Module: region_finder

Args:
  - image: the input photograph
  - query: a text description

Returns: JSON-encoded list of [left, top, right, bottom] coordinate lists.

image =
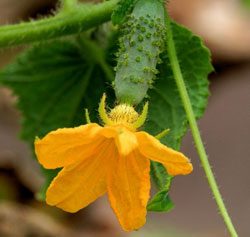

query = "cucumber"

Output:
[[114, 0, 166, 105]]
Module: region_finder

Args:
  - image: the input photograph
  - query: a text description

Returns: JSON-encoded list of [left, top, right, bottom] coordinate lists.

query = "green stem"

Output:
[[0, 0, 119, 48], [165, 15, 238, 237]]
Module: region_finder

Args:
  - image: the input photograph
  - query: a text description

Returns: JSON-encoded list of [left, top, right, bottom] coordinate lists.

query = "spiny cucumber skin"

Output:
[[114, 0, 166, 105]]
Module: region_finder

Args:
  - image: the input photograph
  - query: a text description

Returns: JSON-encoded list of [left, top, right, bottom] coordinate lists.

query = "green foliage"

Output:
[[114, 0, 166, 105], [146, 21, 213, 211], [0, 38, 111, 199], [111, 0, 138, 25], [147, 164, 174, 212], [147, 21, 213, 148], [147, 189, 174, 212]]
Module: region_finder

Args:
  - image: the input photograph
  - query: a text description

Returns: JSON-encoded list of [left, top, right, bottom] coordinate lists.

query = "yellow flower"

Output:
[[35, 95, 193, 231]]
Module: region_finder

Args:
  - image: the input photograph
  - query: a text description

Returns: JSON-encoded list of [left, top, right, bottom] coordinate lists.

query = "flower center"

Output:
[[98, 94, 148, 130], [109, 104, 139, 126]]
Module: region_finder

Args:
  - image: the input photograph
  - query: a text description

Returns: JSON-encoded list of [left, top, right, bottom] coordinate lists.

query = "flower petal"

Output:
[[35, 123, 103, 169], [115, 130, 138, 156], [46, 140, 115, 213], [101, 126, 138, 156], [107, 149, 150, 231], [136, 132, 193, 176]]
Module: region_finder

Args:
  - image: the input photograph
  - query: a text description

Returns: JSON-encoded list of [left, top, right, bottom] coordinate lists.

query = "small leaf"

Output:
[[111, 0, 137, 25], [147, 190, 174, 212], [146, 21, 213, 211], [148, 162, 173, 212], [150, 161, 171, 191], [0, 39, 110, 199]]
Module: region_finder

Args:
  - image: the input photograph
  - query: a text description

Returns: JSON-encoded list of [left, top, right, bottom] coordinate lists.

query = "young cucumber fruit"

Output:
[[114, 0, 166, 105]]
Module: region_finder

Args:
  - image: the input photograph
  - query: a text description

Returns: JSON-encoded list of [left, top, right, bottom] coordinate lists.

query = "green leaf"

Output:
[[150, 161, 171, 191], [147, 189, 174, 212], [146, 21, 213, 211], [111, 0, 137, 25], [147, 163, 173, 212], [0, 39, 110, 199]]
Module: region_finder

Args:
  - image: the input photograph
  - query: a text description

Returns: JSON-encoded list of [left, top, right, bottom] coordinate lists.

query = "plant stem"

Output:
[[0, 0, 118, 48], [165, 15, 238, 237]]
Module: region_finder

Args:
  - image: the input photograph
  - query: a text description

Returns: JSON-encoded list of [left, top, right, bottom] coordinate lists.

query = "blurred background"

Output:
[[0, 0, 249, 236]]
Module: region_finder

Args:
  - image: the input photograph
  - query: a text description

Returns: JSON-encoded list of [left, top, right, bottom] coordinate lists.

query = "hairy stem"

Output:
[[0, 0, 118, 48], [165, 15, 238, 237]]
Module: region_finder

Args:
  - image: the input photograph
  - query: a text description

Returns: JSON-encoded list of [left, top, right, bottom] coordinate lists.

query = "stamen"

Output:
[[109, 104, 139, 125], [98, 95, 149, 130]]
